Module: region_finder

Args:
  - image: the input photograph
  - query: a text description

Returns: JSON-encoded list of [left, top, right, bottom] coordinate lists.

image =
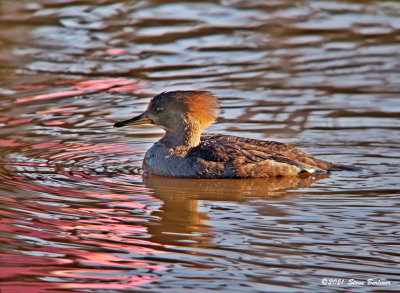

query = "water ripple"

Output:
[[0, 0, 399, 292]]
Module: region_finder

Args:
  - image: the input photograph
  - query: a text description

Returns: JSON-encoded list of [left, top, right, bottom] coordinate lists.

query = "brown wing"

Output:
[[188, 134, 338, 178], [208, 134, 341, 170]]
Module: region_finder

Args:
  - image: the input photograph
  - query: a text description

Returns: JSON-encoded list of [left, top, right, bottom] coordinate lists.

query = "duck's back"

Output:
[[187, 134, 345, 178]]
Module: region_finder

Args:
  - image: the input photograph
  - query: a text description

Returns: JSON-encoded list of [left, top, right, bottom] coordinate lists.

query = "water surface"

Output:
[[0, 0, 399, 292]]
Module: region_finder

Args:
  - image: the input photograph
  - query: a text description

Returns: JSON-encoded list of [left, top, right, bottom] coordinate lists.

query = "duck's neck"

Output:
[[161, 128, 202, 149]]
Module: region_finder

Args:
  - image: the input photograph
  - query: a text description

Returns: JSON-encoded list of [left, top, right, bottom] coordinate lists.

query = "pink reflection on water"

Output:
[[16, 90, 86, 103], [0, 139, 23, 147], [0, 254, 73, 267], [48, 142, 141, 161], [0, 265, 53, 279], [7, 118, 34, 125], [74, 78, 137, 89], [72, 78, 146, 93], [0, 158, 166, 290], [106, 48, 127, 55], [68, 250, 167, 270], [109, 82, 147, 92], [36, 107, 79, 114], [15, 77, 147, 104], [0, 282, 71, 293], [0, 109, 165, 289], [43, 121, 66, 126], [30, 142, 61, 149]]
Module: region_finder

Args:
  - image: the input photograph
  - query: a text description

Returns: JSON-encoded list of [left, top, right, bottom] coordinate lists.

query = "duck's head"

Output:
[[114, 90, 219, 134]]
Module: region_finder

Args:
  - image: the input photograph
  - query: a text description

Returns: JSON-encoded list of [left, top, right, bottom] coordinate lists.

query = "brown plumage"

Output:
[[114, 90, 358, 178]]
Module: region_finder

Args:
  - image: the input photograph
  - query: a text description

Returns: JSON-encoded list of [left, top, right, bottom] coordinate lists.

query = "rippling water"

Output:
[[0, 0, 399, 292]]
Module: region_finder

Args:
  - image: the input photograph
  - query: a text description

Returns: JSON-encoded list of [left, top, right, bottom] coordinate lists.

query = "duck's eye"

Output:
[[156, 106, 164, 112]]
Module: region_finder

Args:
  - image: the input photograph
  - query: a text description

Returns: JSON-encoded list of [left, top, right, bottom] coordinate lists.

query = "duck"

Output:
[[114, 90, 357, 178]]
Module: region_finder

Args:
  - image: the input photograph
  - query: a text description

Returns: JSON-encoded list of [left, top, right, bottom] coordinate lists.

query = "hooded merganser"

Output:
[[114, 90, 356, 178]]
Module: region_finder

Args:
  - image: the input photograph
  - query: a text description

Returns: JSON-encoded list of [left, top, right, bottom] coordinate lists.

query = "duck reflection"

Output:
[[143, 173, 327, 246]]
